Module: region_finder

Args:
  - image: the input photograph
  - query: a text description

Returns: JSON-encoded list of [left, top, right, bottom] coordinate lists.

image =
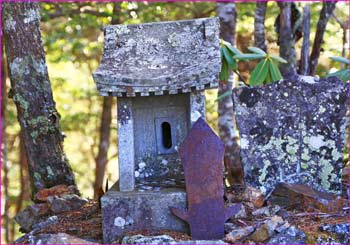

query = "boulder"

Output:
[[34, 185, 79, 202], [250, 215, 285, 243], [15, 203, 50, 232], [267, 226, 307, 244], [269, 183, 346, 212], [225, 226, 254, 243], [47, 194, 88, 214], [121, 235, 176, 244], [26, 233, 97, 244], [242, 185, 265, 208]]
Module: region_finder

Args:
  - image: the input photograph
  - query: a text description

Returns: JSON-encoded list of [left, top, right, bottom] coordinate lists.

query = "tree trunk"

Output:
[[216, 2, 243, 185], [254, 2, 267, 52], [94, 97, 113, 197], [3, 2, 76, 196], [17, 133, 31, 213], [309, 2, 337, 76], [278, 2, 297, 79], [93, 2, 121, 197], [299, 5, 311, 75], [2, 45, 10, 244]]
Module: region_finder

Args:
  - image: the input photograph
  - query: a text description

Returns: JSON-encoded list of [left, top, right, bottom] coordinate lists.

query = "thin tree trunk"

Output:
[[93, 2, 121, 197], [332, 13, 349, 68], [254, 2, 267, 52], [216, 2, 243, 185], [94, 97, 113, 197], [278, 2, 297, 79], [2, 45, 10, 245], [299, 5, 311, 75], [3, 2, 76, 196], [309, 2, 337, 76], [16, 133, 30, 214]]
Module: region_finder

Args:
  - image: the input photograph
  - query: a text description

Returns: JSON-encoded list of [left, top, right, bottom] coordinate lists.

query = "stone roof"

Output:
[[93, 18, 220, 97]]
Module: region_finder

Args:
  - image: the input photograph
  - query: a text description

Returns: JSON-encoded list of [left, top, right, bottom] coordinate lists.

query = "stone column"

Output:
[[190, 91, 206, 126], [117, 98, 135, 191]]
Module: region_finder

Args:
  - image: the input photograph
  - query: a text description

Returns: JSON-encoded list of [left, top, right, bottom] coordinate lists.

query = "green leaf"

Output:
[[269, 59, 283, 82], [233, 53, 266, 60], [330, 56, 350, 65], [326, 69, 350, 82], [248, 47, 266, 56], [250, 59, 269, 86], [219, 58, 229, 81], [222, 46, 237, 71], [215, 90, 233, 101], [265, 70, 272, 84], [222, 40, 241, 55], [270, 54, 288, 63]]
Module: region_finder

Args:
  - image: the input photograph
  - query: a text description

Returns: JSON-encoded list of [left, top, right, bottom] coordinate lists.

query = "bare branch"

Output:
[[299, 5, 311, 75], [254, 2, 267, 52], [309, 2, 337, 76]]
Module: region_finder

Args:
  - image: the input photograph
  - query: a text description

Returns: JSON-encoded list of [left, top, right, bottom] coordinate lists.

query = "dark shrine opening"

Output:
[[161, 121, 172, 149]]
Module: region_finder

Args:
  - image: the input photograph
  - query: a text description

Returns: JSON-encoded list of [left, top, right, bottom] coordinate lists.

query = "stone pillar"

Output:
[[117, 98, 135, 191], [190, 91, 206, 126]]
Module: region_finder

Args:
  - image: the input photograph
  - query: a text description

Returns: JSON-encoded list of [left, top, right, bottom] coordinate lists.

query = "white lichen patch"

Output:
[[115, 25, 130, 35], [4, 15, 16, 31], [46, 166, 54, 176], [318, 106, 326, 114], [191, 110, 202, 123], [134, 171, 140, 177], [114, 216, 126, 228], [240, 137, 249, 149], [259, 159, 271, 184], [300, 76, 317, 84], [138, 161, 146, 169], [23, 8, 40, 24], [161, 159, 168, 165], [309, 135, 326, 149]]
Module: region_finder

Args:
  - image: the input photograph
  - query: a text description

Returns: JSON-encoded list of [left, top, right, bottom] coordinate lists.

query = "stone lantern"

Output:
[[93, 17, 220, 243]]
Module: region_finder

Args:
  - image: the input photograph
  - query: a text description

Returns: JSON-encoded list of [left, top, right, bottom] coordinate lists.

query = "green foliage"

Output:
[[219, 40, 240, 81], [326, 56, 349, 82], [233, 46, 286, 86]]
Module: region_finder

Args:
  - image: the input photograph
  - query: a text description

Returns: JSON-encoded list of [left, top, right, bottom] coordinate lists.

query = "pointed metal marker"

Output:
[[171, 117, 241, 240]]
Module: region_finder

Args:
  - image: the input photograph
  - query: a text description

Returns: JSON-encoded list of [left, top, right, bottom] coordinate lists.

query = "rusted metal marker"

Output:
[[171, 118, 241, 240]]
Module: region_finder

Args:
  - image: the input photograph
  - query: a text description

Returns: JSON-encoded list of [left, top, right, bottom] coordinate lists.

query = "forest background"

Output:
[[1, 1, 349, 243]]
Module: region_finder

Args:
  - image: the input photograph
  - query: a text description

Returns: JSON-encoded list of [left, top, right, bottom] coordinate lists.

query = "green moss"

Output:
[[301, 162, 308, 170], [13, 94, 29, 118], [34, 172, 41, 181], [28, 116, 57, 142]]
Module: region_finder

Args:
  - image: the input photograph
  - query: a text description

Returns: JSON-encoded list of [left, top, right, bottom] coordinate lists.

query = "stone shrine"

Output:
[[93, 17, 220, 243], [233, 76, 348, 194]]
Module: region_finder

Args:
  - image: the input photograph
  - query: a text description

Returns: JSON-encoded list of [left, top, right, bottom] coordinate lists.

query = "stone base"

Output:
[[101, 186, 188, 243]]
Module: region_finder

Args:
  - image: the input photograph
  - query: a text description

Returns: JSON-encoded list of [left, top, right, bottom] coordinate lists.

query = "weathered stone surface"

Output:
[[15, 203, 50, 232], [250, 215, 285, 243], [267, 226, 307, 244], [225, 226, 254, 243], [269, 183, 346, 213], [252, 205, 281, 217], [233, 76, 348, 193], [101, 188, 188, 243], [122, 235, 175, 244], [242, 185, 265, 208], [25, 233, 97, 244], [93, 18, 220, 96], [34, 184, 79, 202], [318, 223, 349, 244], [47, 194, 88, 214], [121, 235, 228, 244]]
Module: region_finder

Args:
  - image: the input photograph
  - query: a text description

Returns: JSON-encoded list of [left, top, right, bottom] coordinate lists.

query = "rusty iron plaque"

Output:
[[171, 118, 241, 240]]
